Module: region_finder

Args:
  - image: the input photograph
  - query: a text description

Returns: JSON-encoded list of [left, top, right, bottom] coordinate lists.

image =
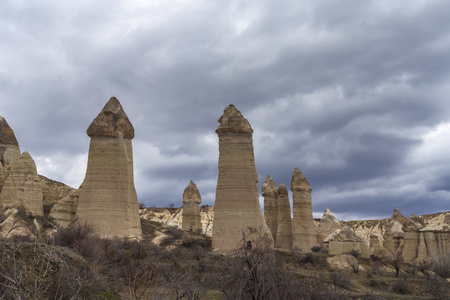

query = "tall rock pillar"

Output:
[[182, 180, 202, 232], [275, 183, 292, 250], [262, 175, 278, 242], [291, 167, 317, 251], [212, 105, 273, 251], [0, 116, 21, 193], [77, 97, 142, 237]]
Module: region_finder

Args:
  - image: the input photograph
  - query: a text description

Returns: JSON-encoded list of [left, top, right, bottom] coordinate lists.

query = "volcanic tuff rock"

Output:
[[182, 180, 202, 231], [0, 152, 43, 216], [325, 226, 369, 257], [291, 167, 317, 251], [317, 207, 342, 243], [39, 175, 74, 215], [212, 105, 273, 251], [76, 97, 142, 237], [275, 183, 292, 250], [262, 175, 278, 242], [49, 190, 79, 228], [0, 116, 21, 193]]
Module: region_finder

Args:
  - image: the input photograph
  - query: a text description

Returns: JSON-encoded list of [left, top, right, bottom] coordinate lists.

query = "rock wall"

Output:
[[212, 105, 273, 251]]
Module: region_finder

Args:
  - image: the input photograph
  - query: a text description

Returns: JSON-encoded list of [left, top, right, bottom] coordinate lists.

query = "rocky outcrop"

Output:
[[182, 180, 202, 231], [369, 232, 384, 256], [318, 207, 342, 243], [0, 116, 21, 193], [76, 97, 142, 237], [39, 175, 74, 215], [262, 175, 278, 242], [212, 105, 273, 251], [49, 190, 79, 228], [275, 183, 292, 250], [0, 152, 43, 216], [399, 216, 424, 261], [291, 167, 317, 251], [325, 226, 369, 257]]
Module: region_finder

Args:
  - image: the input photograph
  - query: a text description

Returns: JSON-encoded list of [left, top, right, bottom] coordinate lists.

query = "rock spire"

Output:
[[76, 97, 142, 237], [182, 180, 202, 231], [212, 105, 273, 251], [0, 116, 21, 193], [275, 182, 292, 250], [318, 207, 342, 243], [262, 175, 278, 242], [291, 167, 317, 251]]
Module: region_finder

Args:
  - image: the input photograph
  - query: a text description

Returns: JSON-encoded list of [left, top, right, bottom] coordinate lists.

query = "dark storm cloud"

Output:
[[1, 0, 450, 219]]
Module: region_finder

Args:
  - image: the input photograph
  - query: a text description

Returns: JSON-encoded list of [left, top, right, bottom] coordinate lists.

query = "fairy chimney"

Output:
[[212, 105, 273, 251], [182, 180, 202, 231], [291, 167, 317, 251], [0, 116, 21, 193], [275, 182, 292, 250], [76, 97, 142, 237], [262, 175, 278, 242]]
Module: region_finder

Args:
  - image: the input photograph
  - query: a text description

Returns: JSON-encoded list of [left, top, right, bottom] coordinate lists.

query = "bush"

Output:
[[311, 245, 322, 253], [392, 279, 409, 294], [345, 250, 360, 258], [52, 221, 96, 248], [329, 272, 351, 289], [299, 252, 315, 264]]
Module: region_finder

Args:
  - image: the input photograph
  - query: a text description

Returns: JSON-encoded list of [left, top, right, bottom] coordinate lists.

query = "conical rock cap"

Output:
[[216, 105, 253, 134], [262, 175, 277, 197], [0, 116, 19, 146], [290, 167, 310, 191], [183, 180, 202, 204]]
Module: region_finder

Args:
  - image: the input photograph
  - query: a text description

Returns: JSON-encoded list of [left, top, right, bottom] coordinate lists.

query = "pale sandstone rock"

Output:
[[392, 208, 405, 225], [182, 180, 202, 231], [327, 254, 360, 272], [383, 224, 396, 253], [49, 190, 79, 228], [400, 217, 424, 261], [275, 183, 292, 250], [318, 207, 342, 243], [262, 175, 278, 242], [369, 232, 384, 256], [39, 175, 74, 214], [212, 105, 273, 251], [325, 226, 369, 257], [76, 97, 142, 237], [0, 152, 43, 216], [291, 167, 317, 251], [0, 116, 21, 193]]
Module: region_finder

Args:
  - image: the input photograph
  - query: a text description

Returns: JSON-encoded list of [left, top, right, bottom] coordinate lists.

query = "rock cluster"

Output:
[[182, 180, 202, 231], [77, 97, 142, 237], [212, 105, 273, 251], [262, 175, 278, 242], [291, 168, 317, 251]]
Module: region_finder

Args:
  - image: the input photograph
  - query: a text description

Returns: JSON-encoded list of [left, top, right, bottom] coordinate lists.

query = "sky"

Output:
[[1, 0, 450, 220]]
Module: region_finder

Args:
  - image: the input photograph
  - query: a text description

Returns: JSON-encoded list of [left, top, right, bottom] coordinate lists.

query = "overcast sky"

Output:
[[2, 0, 450, 220]]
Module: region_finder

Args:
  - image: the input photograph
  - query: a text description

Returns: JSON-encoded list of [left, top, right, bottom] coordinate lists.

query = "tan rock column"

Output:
[[182, 180, 202, 232], [275, 183, 292, 250], [77, 97, 142, 237], [0, 116, 21, 193], [318, 207, 342, 243], [401, 218, 423, 261], [291, 167, 317, 251], [262, 175, 278, 242], [212, 105, 273, 251], [0, 152, 43, 216]]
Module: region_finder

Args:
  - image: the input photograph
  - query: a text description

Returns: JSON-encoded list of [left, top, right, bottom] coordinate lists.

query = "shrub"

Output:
[[52, 221, 96, 248], [299, 252, 315, 264], [392, 279, 409, 294], [329, 272, 351, 289], [311, 245, 322, 253], [431, 255, 450, 278]]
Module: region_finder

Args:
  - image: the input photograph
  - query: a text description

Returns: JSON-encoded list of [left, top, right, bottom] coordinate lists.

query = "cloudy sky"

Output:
[[2, 0, 450, 220]]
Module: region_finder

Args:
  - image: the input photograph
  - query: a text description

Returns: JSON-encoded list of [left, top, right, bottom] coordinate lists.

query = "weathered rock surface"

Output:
[[0, 116, 21, 193], [275, 183, 292, 250], [325, 226, 369, 257], [327, 254, 361, 272], [369, 232, 384, 256], [39, 175, 74, 215], [49, 190, 79, 228], [400, 216, 424, 261], [262, 175, 278, 242], [0, 152, 43, 216], [291, 167, 317, 251], [182, 180, 202, 231], [318, 207, 342, 243], [76, 97, 142, 237], [212, 105, 273, 251]]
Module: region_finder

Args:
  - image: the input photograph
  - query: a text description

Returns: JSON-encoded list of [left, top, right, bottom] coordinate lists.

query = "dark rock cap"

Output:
[[87, 97, 135, 138], [290, 167, 311, 191], [0, 116, 19, 146], [216, 104, 253, 134], [262, 175, 277, 197], [277, 182, 288, 196], [183, 180, 202, 204]]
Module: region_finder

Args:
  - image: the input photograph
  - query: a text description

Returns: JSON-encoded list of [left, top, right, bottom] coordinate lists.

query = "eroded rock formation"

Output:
[[262, 175, 278, 242], [324, 225, 369, 257], [76, 97, 142, 237], [182, 180, 202, 231], [318, 207, 342, 243], [291, 167, 317, 251], [49, 190, 79, 228], [0, 116, 21, 193], [0, 152, 43, 216], [275, 183, 292, 250], [212, 105, 273, 251]]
